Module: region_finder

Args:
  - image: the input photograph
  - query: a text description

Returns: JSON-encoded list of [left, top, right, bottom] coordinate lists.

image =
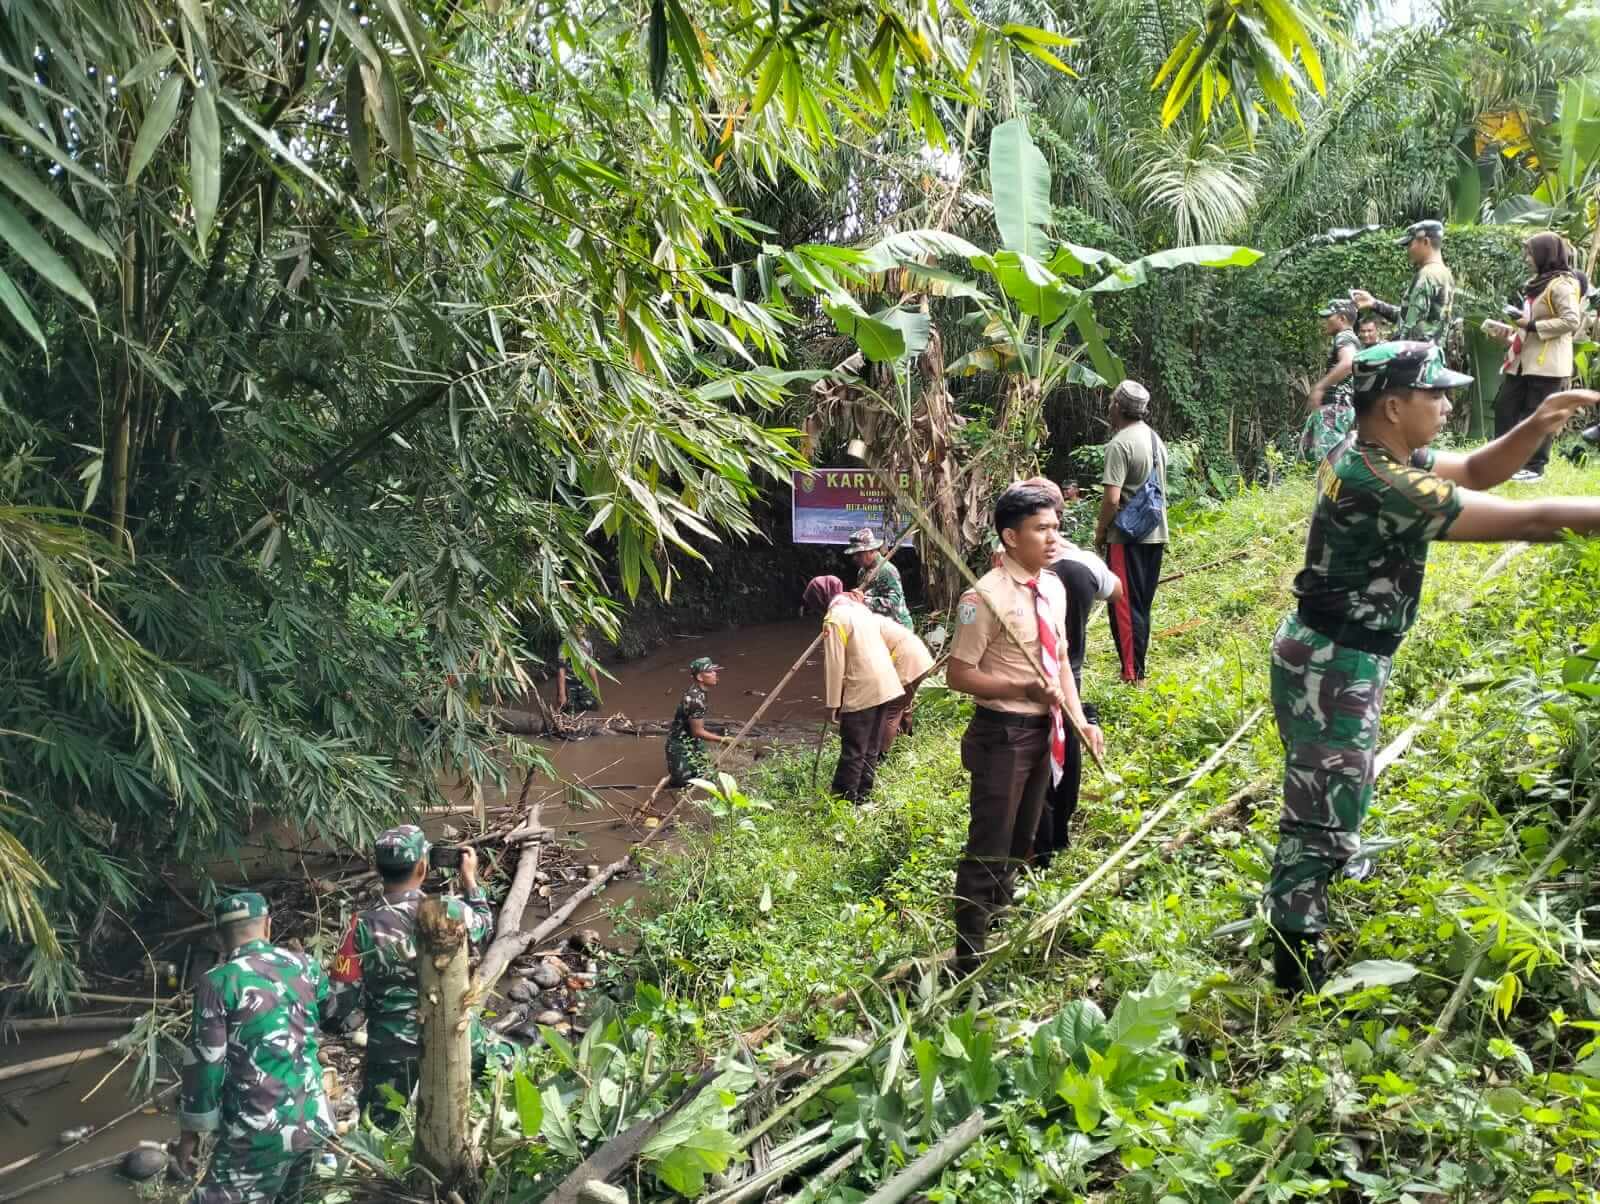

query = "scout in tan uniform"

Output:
[[802, 575, 902, 803], [873, 612, 935, 761], [947, 484, 1104, 977]]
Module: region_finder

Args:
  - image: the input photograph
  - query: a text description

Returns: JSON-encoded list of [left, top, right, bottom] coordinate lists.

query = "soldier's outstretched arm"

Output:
[[1432, 389, 1599, 489], [1444, 490, 1600, 543]]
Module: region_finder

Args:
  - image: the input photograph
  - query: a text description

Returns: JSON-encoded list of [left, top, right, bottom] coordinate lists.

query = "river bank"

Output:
[[0, 618, 833, 1202]]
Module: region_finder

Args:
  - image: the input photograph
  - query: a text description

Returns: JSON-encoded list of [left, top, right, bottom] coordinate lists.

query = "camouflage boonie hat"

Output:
[[1317, 297, 1357, 320], [688, 656, 722, 674], [1351, 341, 1473, 398], [843, 527, 883, 554], [214, 891, 268, 925], [374, 824, 430, 871], [1397, 219, 1444, 246]]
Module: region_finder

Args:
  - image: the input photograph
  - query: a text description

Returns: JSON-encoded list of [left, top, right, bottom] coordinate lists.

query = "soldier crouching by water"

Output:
[[665, 657, 724, 787], [320, 825, 512, 1127], [174, 892, 331, 1203]]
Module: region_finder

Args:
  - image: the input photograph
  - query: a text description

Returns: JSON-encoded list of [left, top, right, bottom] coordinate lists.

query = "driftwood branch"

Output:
[[468, 799, 544, 1001], [0, 1148, 138, 1203]]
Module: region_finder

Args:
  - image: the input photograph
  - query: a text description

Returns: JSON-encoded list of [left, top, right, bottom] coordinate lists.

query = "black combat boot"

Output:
[[1270, 929, 1326, 994]]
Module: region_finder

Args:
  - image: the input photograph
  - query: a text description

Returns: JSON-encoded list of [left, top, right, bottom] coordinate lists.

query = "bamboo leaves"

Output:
[[127, 74, 183, 186], [188, 85, 220, 251]]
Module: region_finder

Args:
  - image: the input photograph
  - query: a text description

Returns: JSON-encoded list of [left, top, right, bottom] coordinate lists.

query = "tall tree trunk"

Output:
[[414, 896, 475, 1193]]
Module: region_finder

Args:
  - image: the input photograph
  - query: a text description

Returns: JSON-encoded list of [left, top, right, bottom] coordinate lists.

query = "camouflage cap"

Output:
[[1397, 219, 1444, 246], [1317, 297, 1358, 320], [688, 656, 722, 674], [1351, 341, 1473, 397], [214, 891, 268, 926], [374, 824, 430, 871]]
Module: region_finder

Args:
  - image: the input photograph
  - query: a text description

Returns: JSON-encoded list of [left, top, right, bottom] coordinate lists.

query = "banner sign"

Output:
[[791, 468, 915, 547]]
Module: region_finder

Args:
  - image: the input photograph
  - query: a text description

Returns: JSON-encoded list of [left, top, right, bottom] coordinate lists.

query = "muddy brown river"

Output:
[[0, 619, 827, 1202]]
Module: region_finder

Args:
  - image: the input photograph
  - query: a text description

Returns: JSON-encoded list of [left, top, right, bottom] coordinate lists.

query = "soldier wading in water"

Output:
[[665, 657, 724, 787], [175, 892, 332, 1203], [1268, 341, 1600, 992]]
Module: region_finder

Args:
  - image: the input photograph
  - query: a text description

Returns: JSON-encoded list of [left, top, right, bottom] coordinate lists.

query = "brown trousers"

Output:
[[832, 702, 888, 802], [875, 677, 926, 763], [953, 709, 1051, 973]]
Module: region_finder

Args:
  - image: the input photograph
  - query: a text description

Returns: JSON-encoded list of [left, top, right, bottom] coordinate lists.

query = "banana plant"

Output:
[[788, 118, 1261, 402]]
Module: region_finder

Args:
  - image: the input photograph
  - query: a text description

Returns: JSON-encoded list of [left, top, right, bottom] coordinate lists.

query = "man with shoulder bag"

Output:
[[1094, 380, 1169, 683]]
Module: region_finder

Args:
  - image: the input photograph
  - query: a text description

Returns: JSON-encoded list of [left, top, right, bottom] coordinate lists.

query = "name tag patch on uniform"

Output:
[[958, 599, 977, 625]]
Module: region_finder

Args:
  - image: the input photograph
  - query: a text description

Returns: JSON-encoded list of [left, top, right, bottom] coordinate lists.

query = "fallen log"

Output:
[[468, 797, 544, 1002]]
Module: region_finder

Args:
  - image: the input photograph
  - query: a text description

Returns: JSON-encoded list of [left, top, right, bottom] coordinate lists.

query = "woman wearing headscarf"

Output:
[[1486, 231, 1583, 481], [801, 575, 901, 804]]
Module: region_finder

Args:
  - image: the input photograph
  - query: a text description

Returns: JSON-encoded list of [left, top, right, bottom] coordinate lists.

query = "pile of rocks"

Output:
[[491, 927, 606, 1042]]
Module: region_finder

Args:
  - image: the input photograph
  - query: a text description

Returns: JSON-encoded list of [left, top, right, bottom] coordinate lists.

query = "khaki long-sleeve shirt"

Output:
[[1509, 275, 1582, 378], [875, 615, 934, 685], [821, 597, 902, 714]]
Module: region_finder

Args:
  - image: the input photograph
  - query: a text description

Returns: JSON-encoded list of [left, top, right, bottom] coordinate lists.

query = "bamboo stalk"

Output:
[[0, 1017, 138, 1037], [0, 1147, 136, 1203], [774, 1143, 864, 1204], [1409, 787, 1600, 1069], [467, 799, 543, 1002], [714, 633, 825, 768], [860, 1109, 984, 1204], [0, 1043, 119, 1086]]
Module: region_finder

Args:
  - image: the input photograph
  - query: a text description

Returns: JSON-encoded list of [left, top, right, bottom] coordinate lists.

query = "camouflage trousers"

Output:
[[1298, 402, 1354, 463], [666, 737, 710, 788], [1265, 614, 1391, 935], [189, 1134, 320, 1204]]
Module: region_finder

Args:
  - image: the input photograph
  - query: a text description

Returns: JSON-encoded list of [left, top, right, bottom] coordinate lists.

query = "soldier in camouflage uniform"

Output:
[[321, 826, 511, 1126], [1351, 220, 1455, 345], [665, 657, 723, 787], [556, 629, 600, 714], [175, 892, 331, 1204], [1298, 298, 1361, 462], [845, 527, 914, 630], [1268, 341, 1600, 992]]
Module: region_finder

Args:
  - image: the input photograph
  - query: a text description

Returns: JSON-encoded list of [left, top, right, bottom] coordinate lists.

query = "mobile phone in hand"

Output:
[[430, 845, 463, 871]]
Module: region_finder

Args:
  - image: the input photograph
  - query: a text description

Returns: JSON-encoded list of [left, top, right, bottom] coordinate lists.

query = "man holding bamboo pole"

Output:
[[1267, 341, 1600, 992], [946, 484, 1104, 978]]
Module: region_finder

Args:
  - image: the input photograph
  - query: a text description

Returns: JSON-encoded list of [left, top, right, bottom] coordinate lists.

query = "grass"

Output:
[[606, 457, 1600, 1201]]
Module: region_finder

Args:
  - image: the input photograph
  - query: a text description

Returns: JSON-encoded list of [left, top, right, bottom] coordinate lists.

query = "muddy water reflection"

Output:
[[0, 619, 827, 1201]]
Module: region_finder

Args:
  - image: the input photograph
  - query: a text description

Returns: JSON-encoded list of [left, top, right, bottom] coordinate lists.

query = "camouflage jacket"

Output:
[[1292, 437, 1463, 654], [666, 683, 711, 784], [861, 558, 913, 629], [1324, 330, 1361, 408], [180, 938, 332, 1155], [323, 888, 492, 1061], [1373, 261, 1455, 344]]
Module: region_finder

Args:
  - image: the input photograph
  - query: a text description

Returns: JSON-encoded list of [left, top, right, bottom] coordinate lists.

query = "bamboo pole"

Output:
[[468, 801, 544, 1002], [860, 1108, 984, 1204], [0, 1147, 136, 1203], [0, 1044, 118, 1086], [1408, 786, 1600, 1070], [0, 1017, 138, 1037]]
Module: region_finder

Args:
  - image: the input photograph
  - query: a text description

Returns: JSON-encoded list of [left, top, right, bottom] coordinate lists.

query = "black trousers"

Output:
[[1494, 372, 1567, 474], [832, 703, 887, 802], [1032, 704, 1098, 867], [953, 710, 1051, 974], [1107, 542, 1165, 682]]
